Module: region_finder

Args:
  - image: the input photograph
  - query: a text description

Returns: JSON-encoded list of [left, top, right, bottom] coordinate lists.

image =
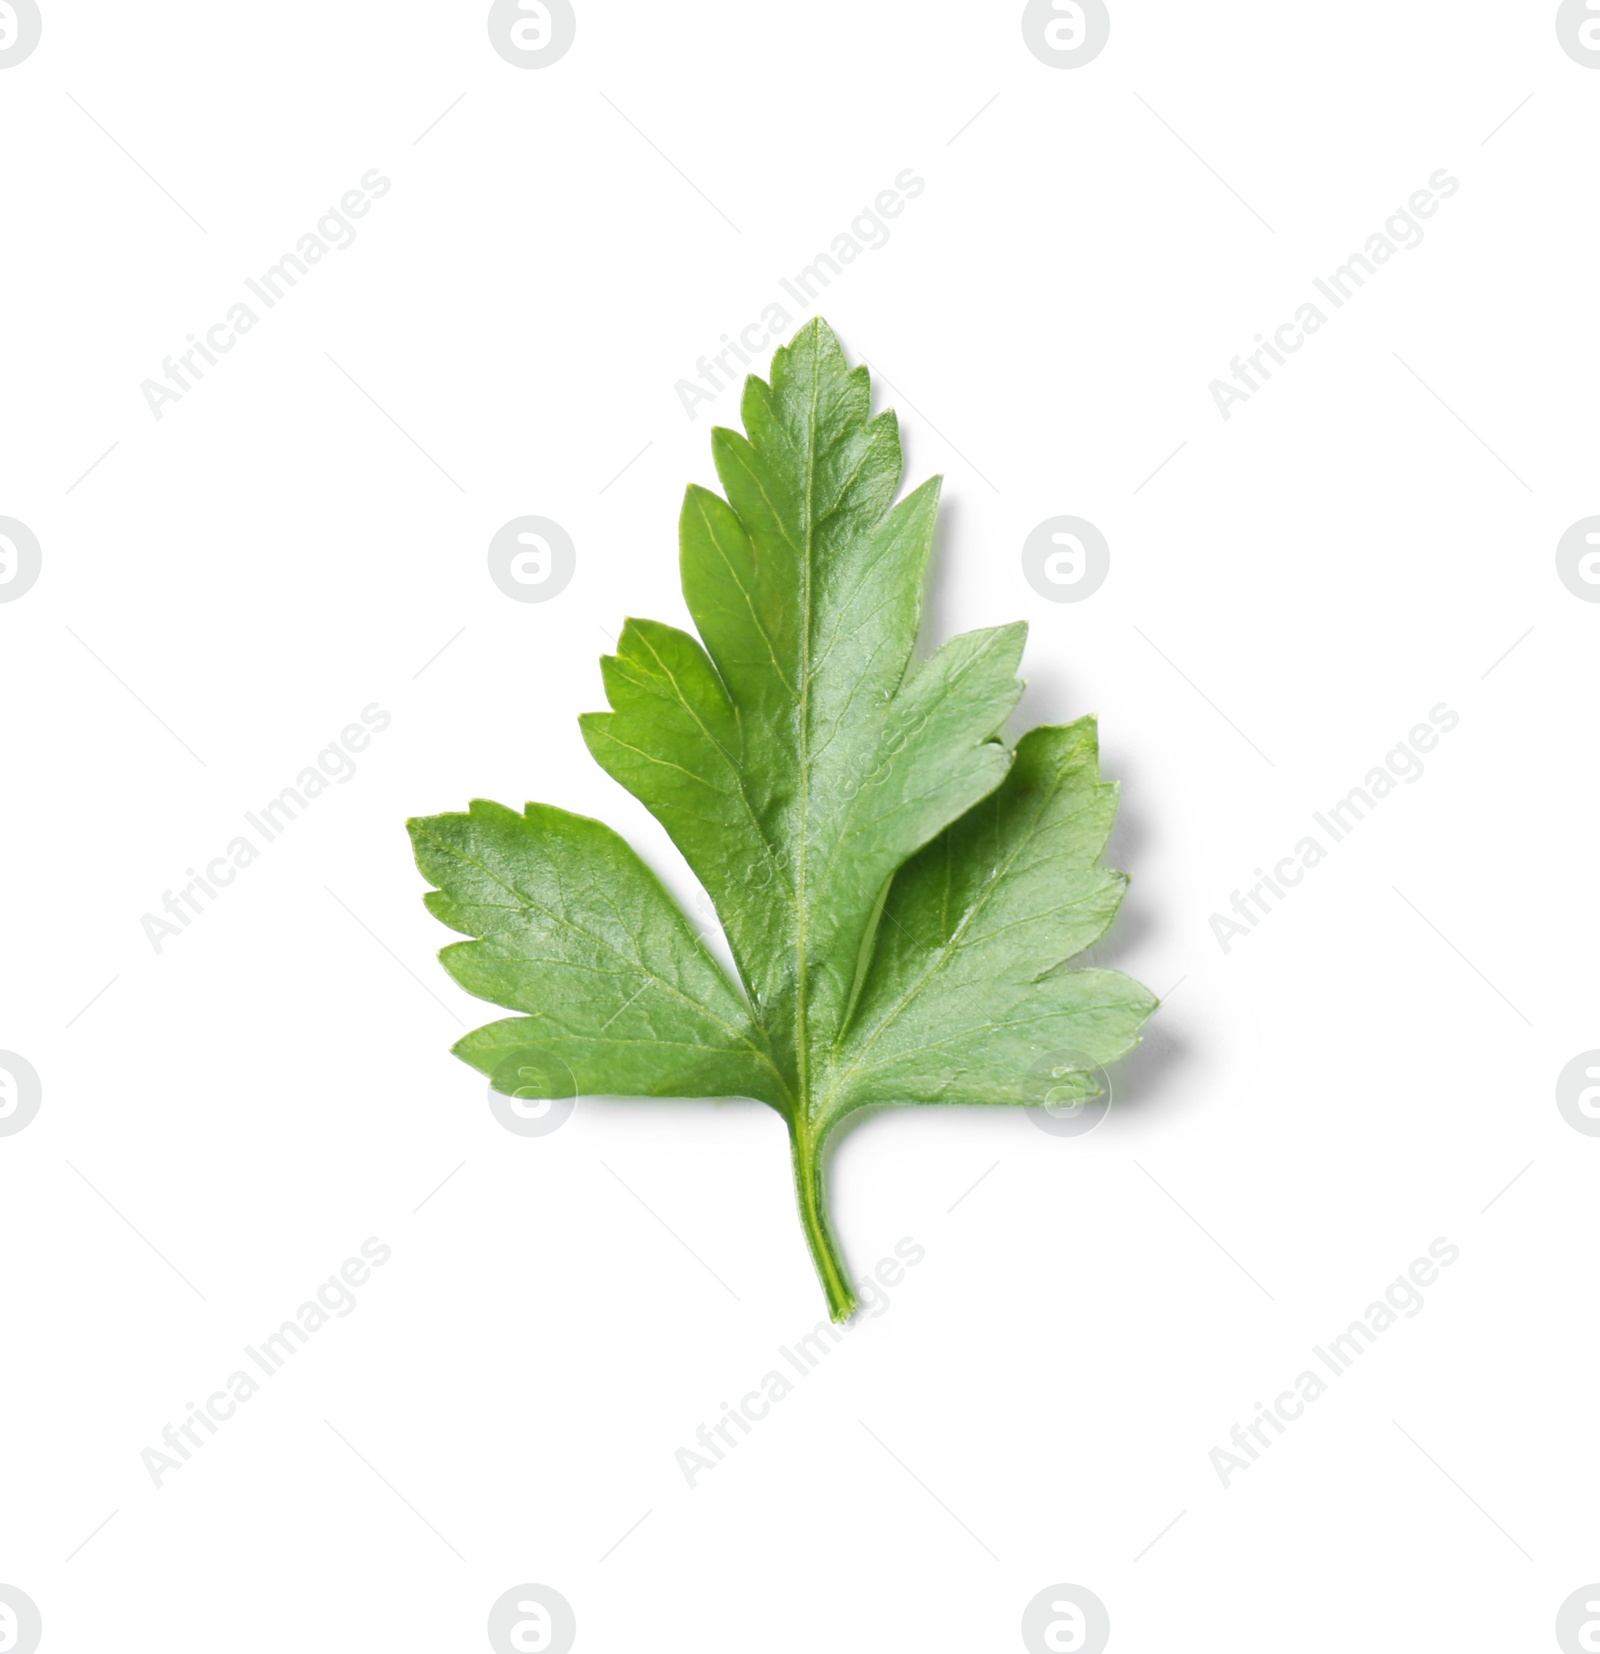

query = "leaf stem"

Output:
[[789, 1120, 857, 1323]]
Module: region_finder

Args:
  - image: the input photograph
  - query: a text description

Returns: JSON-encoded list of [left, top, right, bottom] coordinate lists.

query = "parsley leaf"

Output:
[[409, 319, 1155, 1319]]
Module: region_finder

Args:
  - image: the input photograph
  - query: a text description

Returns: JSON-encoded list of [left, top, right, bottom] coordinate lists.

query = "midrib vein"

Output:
[[794, 358, 822, 1117]]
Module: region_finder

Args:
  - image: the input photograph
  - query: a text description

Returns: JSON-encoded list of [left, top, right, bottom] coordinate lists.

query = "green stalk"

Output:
[[789, 1118, 857, 1322]]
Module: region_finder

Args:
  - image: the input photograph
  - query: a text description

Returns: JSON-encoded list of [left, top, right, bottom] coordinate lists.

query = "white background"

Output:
[[2, 3, 1597, 1650]]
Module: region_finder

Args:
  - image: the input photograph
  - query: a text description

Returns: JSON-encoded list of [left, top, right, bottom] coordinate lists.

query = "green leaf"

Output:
[[822, 719, 1158, 1116], [409, 318, 1156, 1321], [408, 801, 780, 1105]]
